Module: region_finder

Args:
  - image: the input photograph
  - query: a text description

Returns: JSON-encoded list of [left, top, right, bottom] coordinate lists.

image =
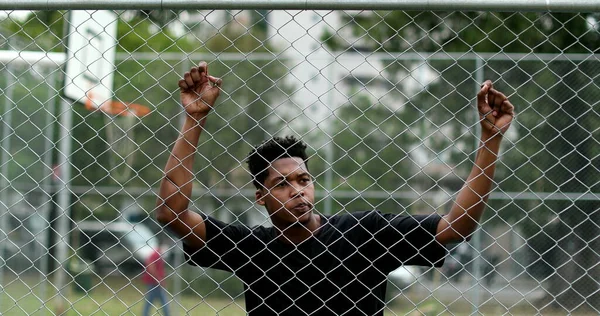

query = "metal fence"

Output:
[[0, 2, 599, 315]]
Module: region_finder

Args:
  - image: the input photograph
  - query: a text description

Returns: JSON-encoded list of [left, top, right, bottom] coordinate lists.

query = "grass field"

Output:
[[0, 273, 590, 315], [0, 275, 438, 316], [1, 273, 247, 316]]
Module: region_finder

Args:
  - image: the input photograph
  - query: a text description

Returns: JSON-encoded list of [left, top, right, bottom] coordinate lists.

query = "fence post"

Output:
[[171, 58, 193, 316], [53, 97, 73, 311], [0, 60, 15, 312], [323, 54, 336, 216], [471, 55, 485, 313], [37, 69, 59, 309]]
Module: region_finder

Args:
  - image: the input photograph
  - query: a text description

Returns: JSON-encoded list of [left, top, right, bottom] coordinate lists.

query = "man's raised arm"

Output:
[[156, 61, 222, 249], [436, 80, 515, 245]]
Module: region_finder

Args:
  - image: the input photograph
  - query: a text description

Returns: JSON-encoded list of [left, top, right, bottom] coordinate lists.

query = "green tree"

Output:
[[324, 11, 599, 311], [1, 10, 293, 219]]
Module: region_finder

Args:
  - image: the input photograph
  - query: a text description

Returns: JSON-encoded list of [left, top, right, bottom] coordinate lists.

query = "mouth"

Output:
[[291, 203, 311, 213]]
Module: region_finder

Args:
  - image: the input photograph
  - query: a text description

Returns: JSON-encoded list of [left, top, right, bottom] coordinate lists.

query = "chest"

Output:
[[237, 231, 382, 287], [235, 227, 389, 315]]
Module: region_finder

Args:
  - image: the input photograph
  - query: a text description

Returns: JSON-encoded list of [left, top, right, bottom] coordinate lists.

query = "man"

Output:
[[156, 61, 515, 315], [141, 242, 170, 316]]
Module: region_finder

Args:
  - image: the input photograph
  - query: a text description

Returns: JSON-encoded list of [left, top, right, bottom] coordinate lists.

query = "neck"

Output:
[[275, 213, 321, 244]]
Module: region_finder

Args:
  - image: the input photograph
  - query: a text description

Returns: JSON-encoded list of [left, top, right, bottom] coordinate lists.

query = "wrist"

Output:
[[479, 134, 501, 157], [186, 112, 209, 122], [481, 130, 503, 143], [181, 113, 208, 136]]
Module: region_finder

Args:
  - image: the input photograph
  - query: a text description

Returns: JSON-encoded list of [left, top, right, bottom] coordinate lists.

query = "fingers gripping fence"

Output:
[[0, 1, 599, 315]]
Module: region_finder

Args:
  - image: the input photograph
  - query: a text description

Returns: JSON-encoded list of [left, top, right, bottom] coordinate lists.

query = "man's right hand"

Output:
[[178, 61, 222, 118]]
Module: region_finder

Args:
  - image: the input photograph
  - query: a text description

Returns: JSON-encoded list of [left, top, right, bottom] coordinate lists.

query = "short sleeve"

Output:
[[360, 211, 447, 269], [183, 214, 252, 272]]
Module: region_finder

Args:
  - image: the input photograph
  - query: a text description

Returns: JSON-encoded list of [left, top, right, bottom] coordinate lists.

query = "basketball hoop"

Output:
[[85, 92, 151, 117], [85, 92, 150, 184]]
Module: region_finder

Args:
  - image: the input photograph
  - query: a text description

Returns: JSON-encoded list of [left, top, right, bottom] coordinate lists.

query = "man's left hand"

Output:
[[477, 80, 515, 138]]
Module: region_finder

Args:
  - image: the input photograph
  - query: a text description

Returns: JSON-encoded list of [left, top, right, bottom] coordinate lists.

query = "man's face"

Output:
[[256, 157, 315, 226]]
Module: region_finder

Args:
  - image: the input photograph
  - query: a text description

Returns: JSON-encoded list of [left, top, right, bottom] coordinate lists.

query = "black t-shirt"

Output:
[[184, 210, 446, 315]]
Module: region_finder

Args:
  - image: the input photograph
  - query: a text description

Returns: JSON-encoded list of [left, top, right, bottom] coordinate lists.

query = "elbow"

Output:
[[155, 178, 189, 226], [440, 228, 475, 245], [438, 215, 477, 245], [155, 202, 176, 226], [452, 228, 476, 243], [155, 208, 171, 226], [449, 217, 479, 244]]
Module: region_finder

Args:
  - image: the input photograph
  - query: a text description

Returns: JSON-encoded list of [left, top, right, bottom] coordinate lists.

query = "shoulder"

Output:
[[203, 214, 271, 242], [329, 210, 386, 223], [249, 224, 276, 241], [329, 210, 437, 231], [204, 214, 271, 233], [326, 210, 381, 230], [329, 210, 373, 220]]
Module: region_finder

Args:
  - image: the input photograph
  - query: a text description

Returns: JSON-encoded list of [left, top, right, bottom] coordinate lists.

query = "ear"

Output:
[[255, 189, 266, 206]]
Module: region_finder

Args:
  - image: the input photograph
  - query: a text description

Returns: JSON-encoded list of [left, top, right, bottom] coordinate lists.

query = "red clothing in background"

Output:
[[142, 250, 166, 285]]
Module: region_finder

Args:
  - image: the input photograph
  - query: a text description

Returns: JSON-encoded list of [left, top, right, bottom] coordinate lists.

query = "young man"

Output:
[[156, 61, 515, 315]]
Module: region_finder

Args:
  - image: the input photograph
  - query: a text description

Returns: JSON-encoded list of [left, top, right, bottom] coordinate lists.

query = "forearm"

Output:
[[156, 114, 207, 220], [445, 134, 501, 240]]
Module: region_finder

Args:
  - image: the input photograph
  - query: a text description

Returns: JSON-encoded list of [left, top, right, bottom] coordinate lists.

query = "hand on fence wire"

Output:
[[477, 80, 515, 137], [178, 61, 223, 118]]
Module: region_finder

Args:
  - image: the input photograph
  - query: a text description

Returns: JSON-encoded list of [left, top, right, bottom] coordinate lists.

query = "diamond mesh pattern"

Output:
[[0, 8, 598, 315]]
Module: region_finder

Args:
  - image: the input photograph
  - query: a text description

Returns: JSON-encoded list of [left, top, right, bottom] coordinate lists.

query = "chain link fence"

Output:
[[0, 3, 599, 315]]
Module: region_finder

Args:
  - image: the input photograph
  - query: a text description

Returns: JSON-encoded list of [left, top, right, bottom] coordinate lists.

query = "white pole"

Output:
[[171, 60, 191, 316], [53, 97, 73, 311], [324, 55, 336, 216], [472, 56, 484, 313], [38, 70, 58, 310], [0, 61, 15, 311]]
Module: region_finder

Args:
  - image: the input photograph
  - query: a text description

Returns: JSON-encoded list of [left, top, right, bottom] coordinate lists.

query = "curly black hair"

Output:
[[247, 136, 309, 189]]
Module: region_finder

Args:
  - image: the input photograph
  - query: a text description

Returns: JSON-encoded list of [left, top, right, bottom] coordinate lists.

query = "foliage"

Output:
[[322, 10, 600, 308], [322, 10, 599, 214], [0, 10, 293, 220]]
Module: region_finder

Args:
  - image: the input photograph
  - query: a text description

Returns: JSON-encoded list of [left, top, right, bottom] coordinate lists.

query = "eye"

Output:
[[275, 181, 287, 188], [300, 177, 311, 184]]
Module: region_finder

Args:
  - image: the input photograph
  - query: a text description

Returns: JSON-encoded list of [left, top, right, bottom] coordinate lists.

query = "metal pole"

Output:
[[171, 59, 191, 316], [324, 144, 334, 215], [323, 56, 336, 216], [53, 98, 73, 311], [115, 51, 600, 64], [38, 69, 58, 311], [2, 0, 600, 12], [0, 62, 15, 311], [471, 56, 484, 313]]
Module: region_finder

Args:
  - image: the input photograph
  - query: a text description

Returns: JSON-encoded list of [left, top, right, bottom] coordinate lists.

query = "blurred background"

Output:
[[0, 6, 598, 315]]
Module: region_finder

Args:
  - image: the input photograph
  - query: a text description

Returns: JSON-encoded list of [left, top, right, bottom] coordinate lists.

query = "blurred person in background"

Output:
[[142, 241, 170, 316]]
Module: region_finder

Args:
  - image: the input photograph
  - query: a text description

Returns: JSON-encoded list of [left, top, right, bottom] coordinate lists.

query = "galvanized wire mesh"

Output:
[[0, 6, 599, 316]]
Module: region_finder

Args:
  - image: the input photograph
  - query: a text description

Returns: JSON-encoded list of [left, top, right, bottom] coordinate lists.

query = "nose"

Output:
[[290, 183, 305, 198]]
